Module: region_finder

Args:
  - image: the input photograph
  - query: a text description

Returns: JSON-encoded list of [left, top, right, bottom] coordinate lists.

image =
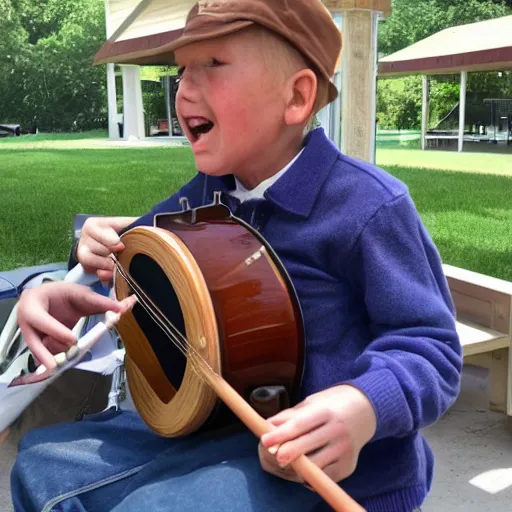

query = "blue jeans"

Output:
[[11, 409, 328, 512]]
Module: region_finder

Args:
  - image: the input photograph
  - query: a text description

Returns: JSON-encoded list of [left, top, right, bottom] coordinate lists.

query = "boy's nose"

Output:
[[176, 69, 201, 102]]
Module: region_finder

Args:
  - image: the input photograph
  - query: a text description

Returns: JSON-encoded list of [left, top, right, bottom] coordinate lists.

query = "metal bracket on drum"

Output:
[[249, 386, 290, 419]]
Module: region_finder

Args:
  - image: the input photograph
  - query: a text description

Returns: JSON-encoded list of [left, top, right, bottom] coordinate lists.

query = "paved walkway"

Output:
[[422, 366, 512, 511], [0, 136, 189, 151], [376, 147, 512, 176]]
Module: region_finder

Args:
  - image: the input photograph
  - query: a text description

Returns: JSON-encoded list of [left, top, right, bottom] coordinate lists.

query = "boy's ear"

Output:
[[284, 69, 318, 127]]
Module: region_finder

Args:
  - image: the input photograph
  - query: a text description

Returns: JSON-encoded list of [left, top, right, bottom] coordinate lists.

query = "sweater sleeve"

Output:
[[345, 193, 462, 441]]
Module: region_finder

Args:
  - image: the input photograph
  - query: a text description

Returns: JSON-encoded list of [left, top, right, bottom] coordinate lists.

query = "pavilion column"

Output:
[[103, 0, 119, 140], [421, 75, 430, 151], [121, 65, 145, 140], [458, 71, 468, 153], [106, 63, 119, 139], [326, 1, 391, 163]]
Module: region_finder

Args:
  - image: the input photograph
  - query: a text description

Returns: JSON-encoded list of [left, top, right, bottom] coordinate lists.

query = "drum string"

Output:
[[109, 255, 213, 382]]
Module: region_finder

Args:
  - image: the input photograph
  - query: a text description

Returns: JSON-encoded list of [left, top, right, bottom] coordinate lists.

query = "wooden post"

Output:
[[316, 12, 343, 149], [325, 1, 391, 163], [421, 75, 429, 151], [324, 0, 391, 15], [490, 348, 508, 413], [458, 70, 468, 153]]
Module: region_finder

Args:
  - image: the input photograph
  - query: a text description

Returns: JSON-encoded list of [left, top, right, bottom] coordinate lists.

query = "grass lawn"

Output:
[[387, 166, 512, 281], [0, 146, 196, 270], [1, 133, 511, 282]]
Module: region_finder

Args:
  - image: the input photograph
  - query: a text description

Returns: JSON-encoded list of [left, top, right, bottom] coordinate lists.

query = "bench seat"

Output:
[[444, 265, 512, 415], [457, 319, 509, 357]]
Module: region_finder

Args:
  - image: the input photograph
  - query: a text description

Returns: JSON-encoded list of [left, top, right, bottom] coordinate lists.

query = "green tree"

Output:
[[377, 0, 512, 130], [0, 0, 108, 132], [377, 76, 423, 130], [11, 0, 89, 44], [379, 0, 512, 55]]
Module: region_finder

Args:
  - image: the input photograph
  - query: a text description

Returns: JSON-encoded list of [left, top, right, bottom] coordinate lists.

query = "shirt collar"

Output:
[[208, 128, 340, 218], [231, 148, 305, 203]]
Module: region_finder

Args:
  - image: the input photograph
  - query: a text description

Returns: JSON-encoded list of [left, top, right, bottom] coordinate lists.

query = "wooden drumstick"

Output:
[[195, 358, 366, 512]]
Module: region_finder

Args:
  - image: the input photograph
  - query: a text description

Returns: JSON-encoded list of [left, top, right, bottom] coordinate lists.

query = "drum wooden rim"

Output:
[[114, 226, 220, 436]]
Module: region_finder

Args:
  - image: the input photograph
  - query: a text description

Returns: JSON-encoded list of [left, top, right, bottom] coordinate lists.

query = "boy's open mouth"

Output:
[[187, 117, 214, 141]]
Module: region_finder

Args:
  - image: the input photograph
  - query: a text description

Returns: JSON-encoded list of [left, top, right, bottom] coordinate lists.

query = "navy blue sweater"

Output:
[[129, 128, 462, 511]]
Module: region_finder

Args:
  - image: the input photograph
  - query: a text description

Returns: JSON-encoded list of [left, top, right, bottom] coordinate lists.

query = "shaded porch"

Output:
[[378, 15, 512, 153]]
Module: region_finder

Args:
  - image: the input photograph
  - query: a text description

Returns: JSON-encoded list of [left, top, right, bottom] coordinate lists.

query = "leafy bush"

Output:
[[377, 77, 422, 130]]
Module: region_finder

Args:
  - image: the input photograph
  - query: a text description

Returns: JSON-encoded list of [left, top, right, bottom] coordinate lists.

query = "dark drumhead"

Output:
[[130, 253, 187, 392], [128, 253, 242, 435]]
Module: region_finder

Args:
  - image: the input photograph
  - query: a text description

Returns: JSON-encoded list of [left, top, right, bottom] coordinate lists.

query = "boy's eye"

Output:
[[176, 66, 185, 80], [208, 58, 222, 67]]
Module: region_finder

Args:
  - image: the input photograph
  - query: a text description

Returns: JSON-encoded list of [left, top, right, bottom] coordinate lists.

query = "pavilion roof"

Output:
[[378, 15, 512, 77], [95, 0, 195, 66]]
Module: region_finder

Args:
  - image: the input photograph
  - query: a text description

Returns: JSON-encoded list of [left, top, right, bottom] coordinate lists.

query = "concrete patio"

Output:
[[1, 364, 511, 511]]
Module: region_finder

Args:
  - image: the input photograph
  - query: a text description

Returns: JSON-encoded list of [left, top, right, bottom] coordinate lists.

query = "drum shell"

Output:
[[115, 211, 305, 436]]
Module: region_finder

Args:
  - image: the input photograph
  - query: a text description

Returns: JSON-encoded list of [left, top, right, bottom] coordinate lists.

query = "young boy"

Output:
[[11, 1, 462, 511]]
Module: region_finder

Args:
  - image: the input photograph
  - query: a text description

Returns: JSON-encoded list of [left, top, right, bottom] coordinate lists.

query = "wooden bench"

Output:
[[444, 264, 512, 415]]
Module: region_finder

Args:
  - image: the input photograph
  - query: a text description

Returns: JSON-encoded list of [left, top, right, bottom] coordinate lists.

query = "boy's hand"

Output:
[[76, 217, 136, 282], [17, 281, 126, 372], [259, 385, 377, 484], [0, 429, 9, 445]]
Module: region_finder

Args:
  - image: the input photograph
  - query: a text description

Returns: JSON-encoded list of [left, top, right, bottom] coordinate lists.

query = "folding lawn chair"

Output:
[[0, 216, 126, 443]]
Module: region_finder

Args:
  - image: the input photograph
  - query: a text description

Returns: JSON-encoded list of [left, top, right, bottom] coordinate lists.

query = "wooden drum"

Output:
[[113, 194, 305, 437]]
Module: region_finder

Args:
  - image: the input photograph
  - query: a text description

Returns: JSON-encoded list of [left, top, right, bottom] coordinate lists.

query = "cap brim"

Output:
[[94, 20, 254, 66], [142, 20, 255, 66], [167, 20, 255, 62]]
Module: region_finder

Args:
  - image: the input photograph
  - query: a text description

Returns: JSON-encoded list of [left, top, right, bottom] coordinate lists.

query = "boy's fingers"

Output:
[[43, 336, 74, 355], [305, 440, 347, 473], [20, 323, 57, 372], [119, 295, 138, 313], [90, 226, 120, 246], [275, 423, 335, 466], [265, 408, 295, 427], [0, 429, 9, 445], [258, 443, 301, 482], [79, 251, 115, 273], [21, 304, 76, 347], [265, 399, 310, 427], [89, 217, 134, 248], [67, 286, 123, 316], [107, 217, 138, 233], [81, 237, 114, 257], [262, 408, 326, 448], [97, 270, 114, 283]]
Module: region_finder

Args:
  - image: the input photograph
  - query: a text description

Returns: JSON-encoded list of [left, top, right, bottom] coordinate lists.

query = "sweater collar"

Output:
[[264, 128, 340, 218], [212, 128, 340, 218]]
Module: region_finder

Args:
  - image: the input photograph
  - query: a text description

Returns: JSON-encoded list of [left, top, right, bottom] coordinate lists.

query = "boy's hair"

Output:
[[252, 26, 329, 117], [144, 0, 342, 113]]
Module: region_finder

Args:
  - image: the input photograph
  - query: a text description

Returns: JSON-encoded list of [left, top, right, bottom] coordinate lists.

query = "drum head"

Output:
[[114, 227, 220, 437]]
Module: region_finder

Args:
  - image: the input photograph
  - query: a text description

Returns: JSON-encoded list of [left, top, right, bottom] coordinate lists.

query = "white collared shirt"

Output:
[[230, 149, 305, 203]]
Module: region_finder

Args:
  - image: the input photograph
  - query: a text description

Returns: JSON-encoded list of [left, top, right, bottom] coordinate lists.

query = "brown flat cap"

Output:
[[167, 0, 342, 111]]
